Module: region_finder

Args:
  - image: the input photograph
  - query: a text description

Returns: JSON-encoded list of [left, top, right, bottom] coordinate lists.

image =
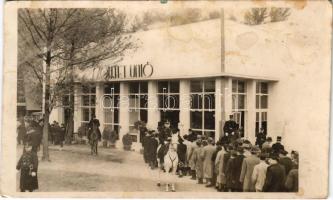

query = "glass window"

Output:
[[158, 81, 168, 93], [191, 94, 202, 109], [129, 82, 139, 93], [255, 82, 269, 134], [204, 111, 215, 129], [191, 81, 202, 93], [190, 80, 216, 135], [204, 80, 215, 92], [190, 111, 202, 129], [169, 81, 179, 93], [204, 94, 215, 109]]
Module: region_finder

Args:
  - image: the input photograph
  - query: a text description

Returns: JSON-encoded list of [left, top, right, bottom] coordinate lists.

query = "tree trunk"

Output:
[[65, 89, 74, 144], [42, 49, 51, 161], [65, 41, 76, 144]]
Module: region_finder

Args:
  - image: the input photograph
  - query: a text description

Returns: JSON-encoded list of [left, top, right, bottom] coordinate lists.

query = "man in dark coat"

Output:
[[223, 115, 238, 141], [272, 136, 285, 154], [87, 114, 102, 141], [279, 150, 293, 175], [158, 120, 172, 144], [255, 128, 266, 148], [177, 137, 187, 177], [225, 147, 245, 192], [147, 132, 159, 169], [16, 143, 39, 192], [263, 155, 286, 192]]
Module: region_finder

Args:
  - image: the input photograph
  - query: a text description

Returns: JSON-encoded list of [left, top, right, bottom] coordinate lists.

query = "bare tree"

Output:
[[244, 8, 268, 25], [270, 7, 291, 22], [18, 8, 136, 161]]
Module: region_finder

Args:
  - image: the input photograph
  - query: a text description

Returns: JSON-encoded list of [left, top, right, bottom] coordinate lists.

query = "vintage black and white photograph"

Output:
[[1, 0, 331, 198]]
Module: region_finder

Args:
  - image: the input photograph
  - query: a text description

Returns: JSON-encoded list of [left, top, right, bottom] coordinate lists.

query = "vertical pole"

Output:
[[179, 80, 190, 136]]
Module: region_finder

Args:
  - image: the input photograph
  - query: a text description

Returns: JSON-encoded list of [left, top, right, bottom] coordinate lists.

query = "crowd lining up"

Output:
[[141, 117, 299, 192]]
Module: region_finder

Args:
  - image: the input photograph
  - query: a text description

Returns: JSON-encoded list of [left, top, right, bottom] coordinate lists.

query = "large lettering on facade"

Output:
[[104, 62, 153, 80]]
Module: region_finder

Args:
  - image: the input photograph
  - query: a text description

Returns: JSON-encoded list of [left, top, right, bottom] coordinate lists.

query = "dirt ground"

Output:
[[16, 144, 216, 192]]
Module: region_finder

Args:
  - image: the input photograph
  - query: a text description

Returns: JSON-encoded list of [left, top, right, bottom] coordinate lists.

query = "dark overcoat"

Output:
[[263, 163, 286, 192], [16, 151, 39, 191]]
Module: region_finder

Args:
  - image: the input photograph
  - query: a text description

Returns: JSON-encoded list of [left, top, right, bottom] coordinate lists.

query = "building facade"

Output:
[[50, 9, 331, 152]]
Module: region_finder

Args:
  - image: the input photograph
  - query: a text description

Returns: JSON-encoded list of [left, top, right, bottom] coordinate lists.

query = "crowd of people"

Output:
[[142, 116, 299, 192]]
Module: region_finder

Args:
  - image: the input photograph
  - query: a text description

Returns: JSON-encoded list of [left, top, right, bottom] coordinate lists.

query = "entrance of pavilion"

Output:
[[160, 110, 179, 129]]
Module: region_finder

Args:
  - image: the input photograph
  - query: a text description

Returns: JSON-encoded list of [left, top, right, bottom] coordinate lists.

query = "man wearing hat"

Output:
[[223, 115, 238, 140], [226, 147, 245, 192], [193, 139, 204, 184], [272, 136, 285, 154], [177, 136, 187, 177], [240, 146, 260, 192], [278, 150, 293, 175], [87, 114, 102, 142], [202, 137, 216, 187], [158, 120, 172, 144], [262, 154, 286, 192]]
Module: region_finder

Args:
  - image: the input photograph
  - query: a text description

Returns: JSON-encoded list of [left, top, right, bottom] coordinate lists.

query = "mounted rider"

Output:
[[87, 114, 102, 142]]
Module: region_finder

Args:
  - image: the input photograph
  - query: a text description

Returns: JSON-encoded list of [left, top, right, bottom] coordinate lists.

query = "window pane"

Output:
[[140, 95, 148, 108], [256, 82, 260, 93], [238, 81, 246, 93], [82, 95, 90, 106], [261, 82, 268, 94], [256, 95, 260, 109], [261, 95, 268, 109], [129, 82, 139, 93], [256, 112, 260, 122], [158, 95, 167, 109], [113, 95, 120, 108], [168, 95, 179, 109], [114, 109, 119, 123], [232, 94, 237, 110], [140, 109, 148, 123], [190, 111, 202, 129], [104, 83, 120, 94], [191, 94, 202, 109], [238, 95, 245, 109], [140, 82, 148, 93], [261, 112, 267, 121], [82, 85, 90, 94], [232, 80, 237, 93], [90, 95, 96, 106], [158, 81, 168, 93], [90, 86, 96, 94], [204, 111, 215, 129], [129, 95, 139, 108], [82, 108, 90, 121], [204, 80, 215, 92], [204, 94, 215, 109], [103, 95, 112, 108], [190, 81, 202, 93], [169, 81, 179, 93]]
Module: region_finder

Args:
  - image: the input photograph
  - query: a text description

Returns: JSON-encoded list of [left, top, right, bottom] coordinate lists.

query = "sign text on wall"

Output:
[[104, 62, 154, 80]]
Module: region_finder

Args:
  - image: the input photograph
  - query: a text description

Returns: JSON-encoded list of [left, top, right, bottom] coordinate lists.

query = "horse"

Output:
[[162, 143, 179, 192], [90, 123, 99, 155]]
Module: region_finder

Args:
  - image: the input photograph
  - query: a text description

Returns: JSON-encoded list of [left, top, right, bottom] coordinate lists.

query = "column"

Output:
[[179, 80, 190, 136], [95, 82, 105, 132], [147, 81, 160, 130], [119, 82, 129, 141], [215, 78, 222, 141], [73, 84, 82, 132], [247, 80, 256, 143], [221, 77, 232, 137]]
